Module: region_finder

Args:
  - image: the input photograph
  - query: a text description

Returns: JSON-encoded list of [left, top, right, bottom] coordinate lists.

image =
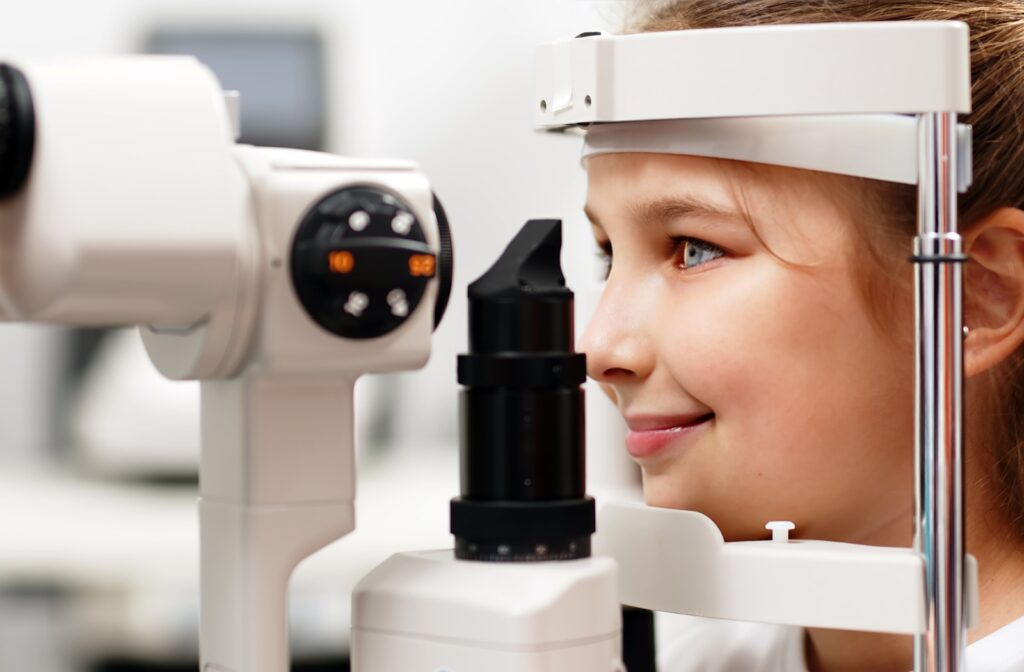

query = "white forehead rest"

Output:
[[580, 115, 973, 190], [536, 22, 971, 129]]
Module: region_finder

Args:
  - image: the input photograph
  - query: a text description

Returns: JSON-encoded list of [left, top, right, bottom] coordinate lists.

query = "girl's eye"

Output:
[[673, 237, 724, 271], [593, 237, 723, 280]]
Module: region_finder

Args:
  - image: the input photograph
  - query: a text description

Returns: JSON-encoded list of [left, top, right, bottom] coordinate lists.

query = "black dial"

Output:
[[0, 63, 35, 198], [291, 186, 442, 339]]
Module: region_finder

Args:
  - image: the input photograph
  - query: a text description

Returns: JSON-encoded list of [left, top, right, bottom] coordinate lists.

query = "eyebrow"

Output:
[[584, 195, 747, 231]]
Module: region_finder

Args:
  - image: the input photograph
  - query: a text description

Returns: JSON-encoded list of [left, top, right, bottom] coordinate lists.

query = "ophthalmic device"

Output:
[[0, 55, 621, 672], [0, 56, 453, 672]]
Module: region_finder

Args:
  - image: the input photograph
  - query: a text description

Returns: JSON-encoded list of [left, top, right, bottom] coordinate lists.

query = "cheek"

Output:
[[661, 259, 856, 413], [655, 259, 915, 538]]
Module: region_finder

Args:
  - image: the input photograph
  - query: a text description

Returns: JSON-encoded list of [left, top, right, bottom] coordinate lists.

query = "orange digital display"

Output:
[[409, 254, 437, 278], [329, 251, 355, 274]]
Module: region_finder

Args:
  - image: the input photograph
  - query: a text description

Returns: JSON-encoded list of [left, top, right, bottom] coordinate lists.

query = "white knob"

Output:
[[344, 291, 369, 317], [349, 210, 370, 231], [765, 520, 795, 543], [392, 212, 415, 235]]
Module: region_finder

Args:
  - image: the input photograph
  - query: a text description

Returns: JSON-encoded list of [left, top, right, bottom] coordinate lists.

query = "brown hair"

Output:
[[628, 0, 1024, 535]]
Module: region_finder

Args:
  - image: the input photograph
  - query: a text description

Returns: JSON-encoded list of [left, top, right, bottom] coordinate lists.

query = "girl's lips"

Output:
[[624, 414, 714, 459]]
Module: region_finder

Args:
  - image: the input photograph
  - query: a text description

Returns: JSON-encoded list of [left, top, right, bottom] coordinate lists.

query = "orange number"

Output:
[[329, 251, 355, 274], [409, 254, 436, 277]]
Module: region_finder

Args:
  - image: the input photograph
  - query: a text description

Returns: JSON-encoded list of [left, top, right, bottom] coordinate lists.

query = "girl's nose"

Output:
[[579, 279, 655, 384]]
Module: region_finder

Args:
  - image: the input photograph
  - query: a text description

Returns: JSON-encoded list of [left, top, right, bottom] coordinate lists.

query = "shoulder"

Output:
[[656, 614, 806, 672], [968, 615, 1024, 672], [656, 613, 1024, 672]]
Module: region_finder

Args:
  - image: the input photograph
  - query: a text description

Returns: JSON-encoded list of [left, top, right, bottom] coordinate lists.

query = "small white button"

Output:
[[765, 520, 795, 543], [387, 289, 409, 317], [391, 212, 415, 235], [344, 292, 369, 317], [349, 211, 370, 231]]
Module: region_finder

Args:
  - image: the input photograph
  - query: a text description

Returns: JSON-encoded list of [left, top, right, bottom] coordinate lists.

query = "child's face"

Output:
[[582, 152, 916, 543]]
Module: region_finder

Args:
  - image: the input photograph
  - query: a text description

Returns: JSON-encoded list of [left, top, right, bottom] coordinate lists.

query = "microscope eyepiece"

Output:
[[452, 219, 594, 562], [0, 64, 35, 198]]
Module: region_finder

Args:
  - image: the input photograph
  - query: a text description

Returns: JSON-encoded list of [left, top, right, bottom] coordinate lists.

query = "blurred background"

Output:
[[0, 1, 639, 670]]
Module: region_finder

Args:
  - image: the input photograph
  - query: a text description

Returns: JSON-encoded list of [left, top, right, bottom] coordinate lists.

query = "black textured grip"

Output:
[[432, 193, 454, 330]]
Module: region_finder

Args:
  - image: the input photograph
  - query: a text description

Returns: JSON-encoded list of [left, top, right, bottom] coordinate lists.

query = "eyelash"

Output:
[[596, 236, 725, 280]]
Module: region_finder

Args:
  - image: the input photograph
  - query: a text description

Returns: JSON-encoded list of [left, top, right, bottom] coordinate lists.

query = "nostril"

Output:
[[601, 367, 635, 379]]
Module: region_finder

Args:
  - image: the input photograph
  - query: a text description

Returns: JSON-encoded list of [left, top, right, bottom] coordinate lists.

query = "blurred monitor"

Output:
[[146, 28, 326, 151]]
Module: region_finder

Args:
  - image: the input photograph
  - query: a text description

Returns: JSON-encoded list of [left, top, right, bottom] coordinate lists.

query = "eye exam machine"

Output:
[[0, 56, 454, 672], [0, 18, 981, 672], [353, 19, 977, 672]]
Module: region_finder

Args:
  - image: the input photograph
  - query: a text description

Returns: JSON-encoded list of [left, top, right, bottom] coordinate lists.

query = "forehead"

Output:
[[584, 153, 740, 215], [583, 152, 851, 251]]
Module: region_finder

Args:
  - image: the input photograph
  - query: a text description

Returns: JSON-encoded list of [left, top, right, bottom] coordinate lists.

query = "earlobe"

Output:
[[963, 208, 1024, 377]]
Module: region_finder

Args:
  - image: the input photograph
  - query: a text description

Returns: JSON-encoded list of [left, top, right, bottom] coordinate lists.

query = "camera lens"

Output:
[[0, 64, 35, 198]]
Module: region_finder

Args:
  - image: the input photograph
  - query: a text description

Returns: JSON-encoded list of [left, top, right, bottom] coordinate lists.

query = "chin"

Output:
[[640, 477, 765, 542], [640, 474, 700, 512]]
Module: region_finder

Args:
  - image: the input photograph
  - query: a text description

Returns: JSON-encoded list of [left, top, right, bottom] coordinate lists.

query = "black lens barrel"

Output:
[[459, 386, 584, 500], [451, 219, 594, 562]]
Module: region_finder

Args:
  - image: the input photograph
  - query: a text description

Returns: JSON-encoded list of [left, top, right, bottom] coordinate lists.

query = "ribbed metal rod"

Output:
[[913, 111, 965, 672]]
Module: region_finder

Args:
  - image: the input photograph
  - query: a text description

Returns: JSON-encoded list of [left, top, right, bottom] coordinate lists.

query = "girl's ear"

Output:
[[964, 207, 1024, 377]]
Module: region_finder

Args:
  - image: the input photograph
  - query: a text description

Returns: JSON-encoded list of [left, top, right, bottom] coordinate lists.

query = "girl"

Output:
[[580, 2, 1024, 670]]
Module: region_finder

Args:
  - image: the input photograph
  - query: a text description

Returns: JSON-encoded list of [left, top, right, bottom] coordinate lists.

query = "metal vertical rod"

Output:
[[913, 112, 965, 672]]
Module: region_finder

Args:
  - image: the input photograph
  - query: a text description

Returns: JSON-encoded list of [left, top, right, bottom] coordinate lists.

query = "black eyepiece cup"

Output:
[[452, 219, 594, 562]]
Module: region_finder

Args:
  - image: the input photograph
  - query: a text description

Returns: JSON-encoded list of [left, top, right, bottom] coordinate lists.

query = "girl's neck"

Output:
[[805, 509, 914, 672], [965, 498, 1024, 642]]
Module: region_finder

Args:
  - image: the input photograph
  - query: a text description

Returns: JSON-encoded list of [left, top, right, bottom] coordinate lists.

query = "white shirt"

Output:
[[657, 613, 1024, 671]]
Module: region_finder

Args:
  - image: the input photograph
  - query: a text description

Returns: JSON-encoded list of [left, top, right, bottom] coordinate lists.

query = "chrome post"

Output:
[[913, 111, 966, 672]]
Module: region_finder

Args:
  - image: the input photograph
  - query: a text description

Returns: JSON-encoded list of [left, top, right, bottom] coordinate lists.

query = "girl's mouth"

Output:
[[624, 413, 714, 459]]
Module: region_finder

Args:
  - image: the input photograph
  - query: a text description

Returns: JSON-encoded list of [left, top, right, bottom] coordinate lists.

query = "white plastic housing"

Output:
[[536, 22, 971, 129], [595, 502, 979, 635], [0, 55, 446, 672], [580, 115, 974, 191], [351, 550, 624, 672], [140, 146, 438, 380], [189, 147, 440, 672], [0, 57, 247, 329]]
